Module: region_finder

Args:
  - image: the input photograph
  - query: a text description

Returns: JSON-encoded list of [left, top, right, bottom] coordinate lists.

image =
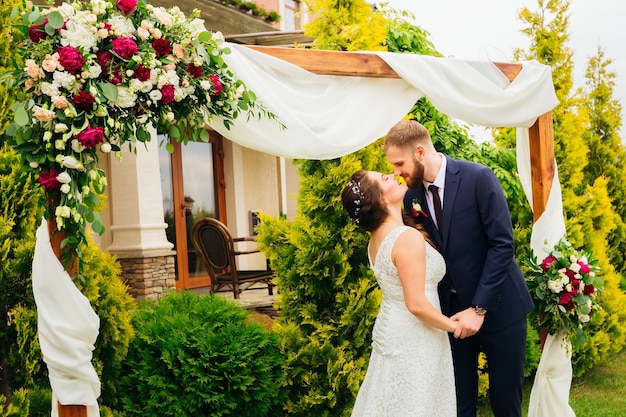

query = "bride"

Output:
[[342, 170, 457, 417]]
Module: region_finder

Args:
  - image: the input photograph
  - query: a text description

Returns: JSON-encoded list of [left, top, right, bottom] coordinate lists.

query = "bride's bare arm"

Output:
[[393, 229, 457, 333]]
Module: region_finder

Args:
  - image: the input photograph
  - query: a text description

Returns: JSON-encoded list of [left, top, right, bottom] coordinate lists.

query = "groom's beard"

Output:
[[406, 157, 425, 189]]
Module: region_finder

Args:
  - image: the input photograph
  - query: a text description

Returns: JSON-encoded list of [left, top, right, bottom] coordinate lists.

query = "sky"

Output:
[[380, 0, 626, 142]]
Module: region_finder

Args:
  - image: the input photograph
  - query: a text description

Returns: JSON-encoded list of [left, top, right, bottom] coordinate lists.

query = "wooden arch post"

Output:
[[245, 46, 555, 219]]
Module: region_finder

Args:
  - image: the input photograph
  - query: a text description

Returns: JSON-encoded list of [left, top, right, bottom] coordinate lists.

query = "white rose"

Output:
[[100, 143, 112, 153], [55, 205, 71, 218], [29, 161, 39, 169], [60, 183, 71, 194], [60, 155, 82, 170], [55, 139, 66, 150], [578, 313, 590, 323], [149, 89, 162, 101], [72, 139, 85, 153], [55, 123, 69, 133], [547, 279, 563, 293], [56, 171, 71, 184], [43, 131, 53, 142]]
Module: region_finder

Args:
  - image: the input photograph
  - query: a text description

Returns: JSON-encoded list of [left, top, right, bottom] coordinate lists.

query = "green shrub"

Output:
[[118, 291, 286, 416]]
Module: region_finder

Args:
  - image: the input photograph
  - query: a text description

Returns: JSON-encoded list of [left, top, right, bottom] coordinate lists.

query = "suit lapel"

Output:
[[442, 156, 460, 249]]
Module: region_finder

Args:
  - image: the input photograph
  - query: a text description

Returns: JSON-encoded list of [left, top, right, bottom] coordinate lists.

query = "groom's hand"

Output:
[[450, 307, 485, 339]]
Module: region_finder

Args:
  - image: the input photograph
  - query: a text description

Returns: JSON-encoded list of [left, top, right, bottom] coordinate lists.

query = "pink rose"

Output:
[[578, 261, 590, 274], [116, 0, 137, 15], [541, 255, 558, 272], [111, 37, 138, 60], [209, 74, 223, 97], [57, 46, 85, 74], [75, 124, 105, 148]]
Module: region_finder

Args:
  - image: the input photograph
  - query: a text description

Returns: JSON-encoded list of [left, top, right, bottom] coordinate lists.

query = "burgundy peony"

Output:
[[116, 0, 137, 15], [111, 37, 138, 60], [558, 292, 574, 310], [152, 38, 171, 58], [38, 169, 61, 190], [57, 46, 85, 74], [97, 51, 113, 69], [209, 74, 223, 97], [75, 124, 105, 148], [73, 90, 95, 112], [541, 255, 558, 272], [583, 284, 595, 296], [187, 63, 203, 79], [28, 20, 48, 43], [134, 65, 151, 82], [109, 68, 123, 85], [160, 84, 175, 104]]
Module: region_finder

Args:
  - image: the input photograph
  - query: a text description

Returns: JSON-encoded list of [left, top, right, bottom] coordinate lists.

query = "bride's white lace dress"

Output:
[[351, 226, 456, 417]]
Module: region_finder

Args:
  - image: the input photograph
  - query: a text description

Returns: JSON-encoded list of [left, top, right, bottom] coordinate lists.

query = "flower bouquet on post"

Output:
[[524, 239, 604, 349], [3, 0, 277, 275]]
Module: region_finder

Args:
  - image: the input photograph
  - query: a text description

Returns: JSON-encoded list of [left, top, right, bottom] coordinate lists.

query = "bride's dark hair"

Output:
[[341, 170, 386, 232], [342, 170, 435, 246]]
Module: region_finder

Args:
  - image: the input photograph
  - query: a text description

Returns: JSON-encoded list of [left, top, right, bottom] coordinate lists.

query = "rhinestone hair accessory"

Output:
[[347, 179, 365, 224]]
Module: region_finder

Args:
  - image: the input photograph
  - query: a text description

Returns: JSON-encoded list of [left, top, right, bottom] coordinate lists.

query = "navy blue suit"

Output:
[[403, 155, 533, 417]]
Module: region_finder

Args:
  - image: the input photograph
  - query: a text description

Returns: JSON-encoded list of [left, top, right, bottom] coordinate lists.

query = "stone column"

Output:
[[107, 132, 176, 300]]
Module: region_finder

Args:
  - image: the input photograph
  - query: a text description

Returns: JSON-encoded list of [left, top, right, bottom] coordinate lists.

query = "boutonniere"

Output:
[[411, 198, 428, 219]]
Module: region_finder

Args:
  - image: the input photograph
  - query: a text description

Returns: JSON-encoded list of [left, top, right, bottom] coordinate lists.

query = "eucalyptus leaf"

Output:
[[14, 105, 30, 126], [47, 11, 65, 29], [99, 82, 118, 101]]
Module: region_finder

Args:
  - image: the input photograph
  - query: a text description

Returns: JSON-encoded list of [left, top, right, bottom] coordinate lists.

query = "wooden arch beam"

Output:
[[246, 45, 554, 220]]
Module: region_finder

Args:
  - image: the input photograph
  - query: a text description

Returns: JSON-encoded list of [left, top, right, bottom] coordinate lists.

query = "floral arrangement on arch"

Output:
[[4, 0, 276, 266], [524, 239, 604, 348]]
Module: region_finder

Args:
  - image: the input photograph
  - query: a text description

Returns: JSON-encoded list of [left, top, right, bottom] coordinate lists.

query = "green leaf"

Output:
[[98, 82, 118, 101], [14, 105, 30, 126], [168, 126, 180, 140], [47, 11, 64, 29]]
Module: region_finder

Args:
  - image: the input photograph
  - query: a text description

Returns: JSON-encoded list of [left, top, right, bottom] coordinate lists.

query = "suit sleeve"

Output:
[[472, 167, 517, 310]]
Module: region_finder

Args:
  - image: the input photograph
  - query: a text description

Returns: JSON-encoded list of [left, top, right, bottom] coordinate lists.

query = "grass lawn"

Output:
[[477, 348, 626, 416]]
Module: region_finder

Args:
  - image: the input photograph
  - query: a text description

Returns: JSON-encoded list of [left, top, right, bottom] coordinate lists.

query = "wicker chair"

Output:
[[191, 218, 274, 299]]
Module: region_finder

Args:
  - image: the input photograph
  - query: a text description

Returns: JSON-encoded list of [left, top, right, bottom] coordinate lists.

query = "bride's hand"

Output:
[[450, 308, 485, 339]]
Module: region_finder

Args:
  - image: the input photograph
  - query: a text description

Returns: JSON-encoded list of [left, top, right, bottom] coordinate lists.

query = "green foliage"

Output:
[[0, 143, 42, 396], [580, 47, 626, 283], [0, 389, 29, 417], [118, 291, 285, 417], [303, 0, 387, 51]]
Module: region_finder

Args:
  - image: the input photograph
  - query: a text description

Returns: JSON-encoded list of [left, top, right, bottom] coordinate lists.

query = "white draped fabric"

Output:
[[33, 220, 100, 417], [34, 44, 565, 415], [208, 43, 558, 159], [517, 130, 574, 416]]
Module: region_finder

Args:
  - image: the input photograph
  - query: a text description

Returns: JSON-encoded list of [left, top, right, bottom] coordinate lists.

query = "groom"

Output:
[[383, 120, 533, 417]]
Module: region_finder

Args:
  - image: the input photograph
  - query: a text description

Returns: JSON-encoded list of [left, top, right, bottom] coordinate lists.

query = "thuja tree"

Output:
[[512, 0, 626, 374], [581, 47, 626, 289], [0, 0, 43, 402]]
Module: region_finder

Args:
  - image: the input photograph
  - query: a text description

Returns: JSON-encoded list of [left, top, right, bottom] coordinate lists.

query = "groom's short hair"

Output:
[[384, 120, 432, 152]]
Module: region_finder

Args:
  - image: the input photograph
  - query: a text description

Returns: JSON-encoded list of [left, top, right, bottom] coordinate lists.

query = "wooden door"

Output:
[[158, 131, 226, 290]]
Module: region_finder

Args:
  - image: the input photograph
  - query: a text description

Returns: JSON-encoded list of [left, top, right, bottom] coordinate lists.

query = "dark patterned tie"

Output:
[[429, 184, 443, 236]]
